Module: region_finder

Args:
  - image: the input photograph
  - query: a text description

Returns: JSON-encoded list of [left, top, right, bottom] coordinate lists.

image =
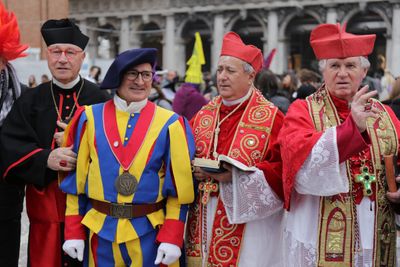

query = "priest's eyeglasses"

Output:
[[48, 48, 83, 60], [125, 70, 153, 82]]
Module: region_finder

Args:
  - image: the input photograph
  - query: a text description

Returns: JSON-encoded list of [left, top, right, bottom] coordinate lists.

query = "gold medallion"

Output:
[[115, 172, 138, 196]]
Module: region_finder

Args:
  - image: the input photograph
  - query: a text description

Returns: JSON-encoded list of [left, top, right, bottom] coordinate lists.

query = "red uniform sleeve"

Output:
[[336, 114, 370, 163], [156, 219, 185, 247]]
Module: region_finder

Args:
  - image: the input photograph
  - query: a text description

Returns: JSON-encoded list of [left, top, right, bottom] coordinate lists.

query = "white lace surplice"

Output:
[[284, 127, 376, 267], [212, 166, 284, 267], [220, 167, 283, 224]]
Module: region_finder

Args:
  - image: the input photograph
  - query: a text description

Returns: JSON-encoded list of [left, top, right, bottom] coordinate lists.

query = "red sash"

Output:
[[103, 100, 155, 171]]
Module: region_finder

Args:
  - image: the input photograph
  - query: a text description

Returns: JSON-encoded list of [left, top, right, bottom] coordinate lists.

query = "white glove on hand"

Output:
[[62, 239, 85, 262], [154, 242, 181, 265]]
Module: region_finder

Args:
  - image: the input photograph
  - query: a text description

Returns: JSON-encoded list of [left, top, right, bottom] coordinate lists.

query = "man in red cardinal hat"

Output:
[[279, 23, 400, 266], [185, 31, 285, 267]]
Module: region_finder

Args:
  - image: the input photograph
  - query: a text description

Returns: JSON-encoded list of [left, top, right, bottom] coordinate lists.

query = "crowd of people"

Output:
[[2, 2, 400, 267]]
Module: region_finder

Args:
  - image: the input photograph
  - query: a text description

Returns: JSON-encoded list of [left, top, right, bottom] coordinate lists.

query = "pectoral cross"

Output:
[[355, 166, 376, 196], [199, 178, 218, 205]]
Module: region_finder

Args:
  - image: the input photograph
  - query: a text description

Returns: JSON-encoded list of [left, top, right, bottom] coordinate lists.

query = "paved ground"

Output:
[[19, 202, 28, 267], [17, 201, 400, 267]]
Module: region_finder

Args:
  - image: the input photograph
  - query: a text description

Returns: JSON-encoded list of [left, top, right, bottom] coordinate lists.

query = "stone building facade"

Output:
[[69, 0, 400, 76], [4, 0, 68, 60]]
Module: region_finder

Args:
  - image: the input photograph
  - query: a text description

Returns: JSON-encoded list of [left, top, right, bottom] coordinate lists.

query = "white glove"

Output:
[[62, 239, 85, 262], [154, 242, 181, 265]]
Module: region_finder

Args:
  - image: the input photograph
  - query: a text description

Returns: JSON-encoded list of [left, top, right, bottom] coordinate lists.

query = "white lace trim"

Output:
[[203, 196, 284, 267], [220, 167, 283, 224], [283, 229, 374, 267], [283, 230, 316, 267], [295, 127, 349, 196]]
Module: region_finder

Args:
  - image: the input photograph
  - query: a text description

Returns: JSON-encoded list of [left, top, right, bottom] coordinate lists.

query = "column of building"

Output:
[[163, 14, 177, 73], [276, 23, 288, 74], [130, 18, 141, 50], [326, 5, 338, 23], [267, 10, 279, 73], [211, 13, 224, 73], [391, 4, 400, 77], [119, 16, 130, 53], [81, 18, 99, 62]]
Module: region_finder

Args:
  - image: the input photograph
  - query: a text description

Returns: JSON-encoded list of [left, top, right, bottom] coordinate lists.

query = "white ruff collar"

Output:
[[52, 76, 80, 89], [222, 87, 253, 106], [113, 94, 148, 114]]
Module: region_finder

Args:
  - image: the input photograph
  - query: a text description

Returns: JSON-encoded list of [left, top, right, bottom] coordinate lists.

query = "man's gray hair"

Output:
[[318, 56, 371, 72], [221, 56, 255, 74], [243, 61, 255, 74]]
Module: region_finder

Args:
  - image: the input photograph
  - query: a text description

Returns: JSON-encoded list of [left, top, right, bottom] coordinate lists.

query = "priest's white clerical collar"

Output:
[[113, 94, 147, 114], [52, 76, 80, 89], [222, 87, 253, 106]]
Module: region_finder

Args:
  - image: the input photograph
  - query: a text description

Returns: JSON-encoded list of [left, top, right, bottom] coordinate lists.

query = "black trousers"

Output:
[[0, 215, 21, 267], [0, 182, 24, 267]]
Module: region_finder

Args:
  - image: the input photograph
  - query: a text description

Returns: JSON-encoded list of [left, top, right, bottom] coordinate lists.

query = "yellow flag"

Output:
[[185, 32, 206, 84]]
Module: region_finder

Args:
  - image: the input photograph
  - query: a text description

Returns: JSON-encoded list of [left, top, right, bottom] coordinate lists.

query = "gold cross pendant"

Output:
[[355, 165, 376, 196], [198, 178, 218, 205]]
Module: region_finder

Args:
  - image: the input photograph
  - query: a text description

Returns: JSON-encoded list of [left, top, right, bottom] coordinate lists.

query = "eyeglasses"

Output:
[[48, 48, 83, 60], [125, 70, 153, 81]]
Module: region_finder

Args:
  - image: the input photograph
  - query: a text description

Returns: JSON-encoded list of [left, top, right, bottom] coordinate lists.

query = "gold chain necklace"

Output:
[[50, 79, 84, 123]]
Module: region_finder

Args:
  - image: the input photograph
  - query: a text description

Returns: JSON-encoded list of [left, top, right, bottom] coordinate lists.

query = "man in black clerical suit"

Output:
[[0, 18, 110, 267]]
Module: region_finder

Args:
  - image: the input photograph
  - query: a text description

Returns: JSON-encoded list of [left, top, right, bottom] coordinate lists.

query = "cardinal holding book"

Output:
[[185, 31, 285, 267]]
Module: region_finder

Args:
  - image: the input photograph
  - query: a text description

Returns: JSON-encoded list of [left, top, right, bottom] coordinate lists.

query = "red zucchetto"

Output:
[[220, 31, 263, 72], [0, 2, 28, 61], [310, 23, 376, 60]]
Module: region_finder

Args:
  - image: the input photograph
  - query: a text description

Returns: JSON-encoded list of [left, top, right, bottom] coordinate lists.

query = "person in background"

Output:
[[202, 71, 218, 101], [86, 65, 101, 85], [279, 23, 400, 266], [41, 74, 50, 84], [383, 77, 400, 119], [293, 68, 320, 100], [161, 70, 178, 102], [186, 31, 284, 267], [60, 48, 195, 267], [149, 72, 173, 110], [362, 69, 382, 96], [172, 82, 208, 120], [255, 69, 290, 114], [28, 74, 37, 88], [374, 55, 395, 101], [0, 3, 28, 266], [0, 18, 110, 267], [281, 70, 298, 101]]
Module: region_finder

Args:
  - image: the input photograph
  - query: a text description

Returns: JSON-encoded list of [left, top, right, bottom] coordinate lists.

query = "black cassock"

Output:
[[0, 78, 110, 267]]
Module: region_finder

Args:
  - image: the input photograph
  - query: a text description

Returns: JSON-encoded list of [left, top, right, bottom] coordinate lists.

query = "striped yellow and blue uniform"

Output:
[[60, 101, 195, 267]]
